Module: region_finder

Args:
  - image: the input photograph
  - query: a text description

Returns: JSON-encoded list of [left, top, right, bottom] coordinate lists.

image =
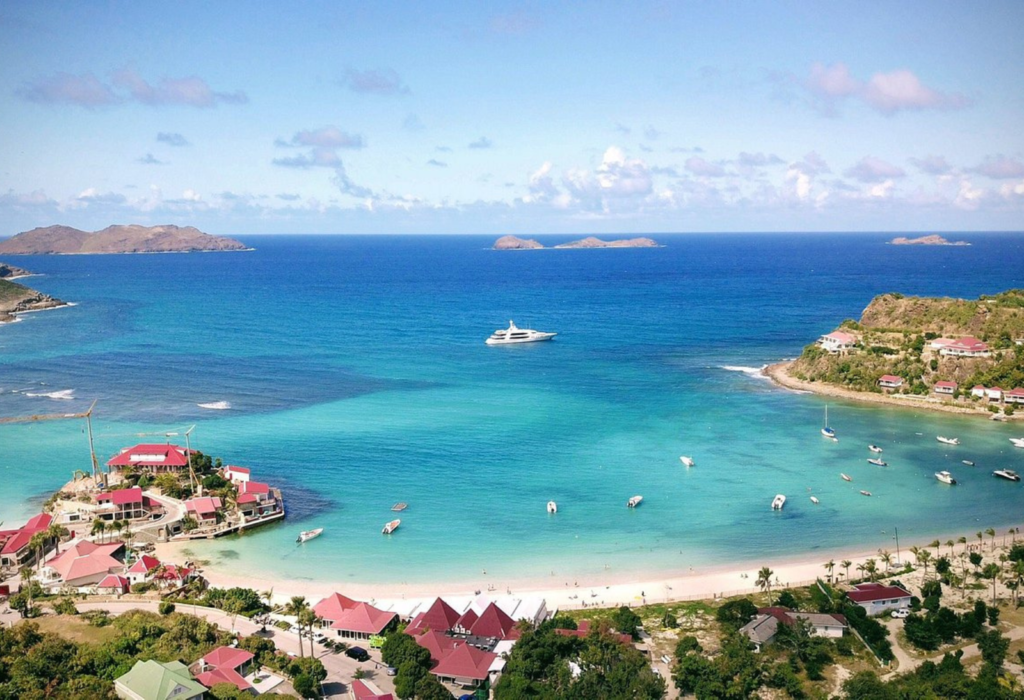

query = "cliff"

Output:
[[0, 278, 68, 323], [0, 224, 249, 255], [889, 235, 969, 246], [493, 235, 659, 250]]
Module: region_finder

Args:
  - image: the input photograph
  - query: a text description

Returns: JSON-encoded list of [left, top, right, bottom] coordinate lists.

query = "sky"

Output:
[[1, 1, 1023, 235]]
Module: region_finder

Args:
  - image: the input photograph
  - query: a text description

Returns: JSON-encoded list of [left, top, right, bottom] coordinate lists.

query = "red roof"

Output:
[[330, 602, 397, 635], [824, 331, 855, 344], [846, 582, 912, 603], [107, 443, 189, 468], [555, 620, 633, 644], [196, 667, 251, 692], [185, 496, 222, 516], [236, 493, 257, 504], [412, 630, 461, 664], [456, 608, 478, 632], [203, 646, 255, 671], [313, 592, 359, 622], [945, 337, 989, 352], [23, 513, 53, 530], [469, 603, 519, 640], [96, 486, 143, 506], [154, 564, 192, 581], [223, 465, 250, 475], [351, 680, 396, 700], [407, 597, 461, 635], [127, 554, 161, 574], [0, 513, 53, 555], [46, 540, 123, 584], [96, 574, 130, 592], [1006, 388, 1024, 397], [239, 480, 270, 495], [878, 375, 902, 383], [431, 643, 496, 681], [934, 381, 958, 389]]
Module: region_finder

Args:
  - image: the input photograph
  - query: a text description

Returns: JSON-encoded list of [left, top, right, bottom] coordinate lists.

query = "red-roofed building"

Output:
[[0, 513, 54, 569], [971, 384, 987, 398], [153, 564, 193, 589], [350, 679, 395, 700], [1005, 388, 1024, 405], [454, 608, 478, 635], [939, 337, 991, 358], [40, 539, 124, 588], [106, 443, 190, 474], [934, 380, 957, 395], [412, 630, 462, 664], [222, 465, 251, 484], [313, 592, 360, 626], [95, 574, 131, 595], [184, 496, 223, 526], [846, 582, 912, 615], [986, 387, 1004, 402], [465, 603, 519, 641], [430, 643, 499, 689], [196, 646, 256, 692], [818, 331, 856, 354], [330, 602, 398, 640], [406, 597, 461, 636], [237, 481, 281, 517], [878, 375, 903, 390], [126, 554, 162, 585], [95, 487, 148, 522], [555, 620, 633, 645]]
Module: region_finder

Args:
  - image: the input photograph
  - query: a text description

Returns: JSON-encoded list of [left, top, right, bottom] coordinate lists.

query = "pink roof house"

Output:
[[934, 381, 957, 395], [196, 646, 256, 692], [877, 375, 903, 389], [0, 513, 54, 568], [818, 331, 856, 354], [430, 643, 498, 687], [1005, 388, 1024, 404], [465, 603, 519, 641], [350, 679, 395, 700], [313, 592, 359, 626], [126, 554, 162, 585], [184, 496, 222, 525], [106, 444, 190, 473], [412, 630, 461, 664], [42, 540, 124, 588], [95, 574, 131, 595], [95, 487, 148, 521], [330, 602, 398, 640], [406, 597, 461, 635], [222, 465, 251, 483], [939, 337, 991, 357]]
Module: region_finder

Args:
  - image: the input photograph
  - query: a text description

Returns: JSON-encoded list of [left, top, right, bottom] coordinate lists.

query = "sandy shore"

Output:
[[763, 361, 1022, 421], [154, 527, 1022, 613]]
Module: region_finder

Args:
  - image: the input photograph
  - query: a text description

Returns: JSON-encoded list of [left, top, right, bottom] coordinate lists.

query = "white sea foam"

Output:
[[198, 400, 232, 410], [720, 364, 771, 381], [25, 388, 75, 400]]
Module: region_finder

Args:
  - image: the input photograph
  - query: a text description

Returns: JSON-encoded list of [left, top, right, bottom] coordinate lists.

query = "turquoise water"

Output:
[[1, 233, 1022, 585]]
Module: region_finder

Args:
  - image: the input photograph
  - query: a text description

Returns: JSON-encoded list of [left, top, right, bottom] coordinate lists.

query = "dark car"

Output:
[[345, 646, 370, 662]]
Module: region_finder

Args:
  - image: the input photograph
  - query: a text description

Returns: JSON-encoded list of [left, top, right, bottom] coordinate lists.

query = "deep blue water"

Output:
[[2, 232, 1023, 585]]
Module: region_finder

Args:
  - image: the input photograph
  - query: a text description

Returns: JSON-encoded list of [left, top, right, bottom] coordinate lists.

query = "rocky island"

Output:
[[889, 234, 970, 246], [0, 224, 249, 255], [493, 235, 659, 250], [0, 276, 68, 323], [0, 261, 32, 279], [766, 289, 1024, 419]]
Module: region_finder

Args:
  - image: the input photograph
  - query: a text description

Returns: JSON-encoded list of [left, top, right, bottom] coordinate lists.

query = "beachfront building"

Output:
[[1005, 388, 1024, 405], [330, 601, 398, 641], [222, 465, 250, 484], [350, 679, 395, 700], [405, 597, 462, 636], [971, 385, 987, 398], [194, 646, 257, 694], [95, 487, 151, 522], [106, 443, 191, 475], [126, 554, 162, 585], [986, 387, 1004, 402], [846, 582, 912, 616], [313, 592, 360, 627], [152, 563, 194, 590], [934, 381, 957, 395], [430, 642, 502, 692], [0, 512, 54, 570], [454, 602, 521, 646], [95, 574, 131, 595], [114, 659, 206, 700], [39, 539, 125, 590], [237, 481, 282, 517], [184, 496, 223, 528], [818, 331, 856, 354], [938, 337, 991, 358], [555, 619, 633, 645], [739, 608, 847, 652], [877, 375, 903, 390]]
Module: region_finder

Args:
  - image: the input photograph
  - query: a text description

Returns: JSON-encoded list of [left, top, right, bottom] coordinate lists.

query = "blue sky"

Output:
[[2, 1, 1023, 235]]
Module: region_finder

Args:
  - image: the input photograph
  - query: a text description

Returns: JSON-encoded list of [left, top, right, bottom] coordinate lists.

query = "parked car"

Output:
[[891, 608, 910, 618], [345, 646, 370, 662], [386, 666, 397, 676]]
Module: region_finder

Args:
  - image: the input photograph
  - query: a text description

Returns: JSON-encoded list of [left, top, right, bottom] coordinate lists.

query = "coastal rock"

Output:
[[0, 278, 68, 323], [493, 235, 544, 250], [553, 236, 659, 249], [0, 262, 32, 278], [889, 234, 969, 246], [0, 224, 249, 255]]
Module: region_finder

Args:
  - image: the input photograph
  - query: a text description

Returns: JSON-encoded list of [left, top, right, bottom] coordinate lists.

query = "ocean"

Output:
[[2, 232, 1023, 586]]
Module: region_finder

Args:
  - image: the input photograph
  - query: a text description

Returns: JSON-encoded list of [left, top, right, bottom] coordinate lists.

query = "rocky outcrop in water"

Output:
[[493, 235, 659, 250], [889, 235, 969, 246], [0, 278, 68, 322]]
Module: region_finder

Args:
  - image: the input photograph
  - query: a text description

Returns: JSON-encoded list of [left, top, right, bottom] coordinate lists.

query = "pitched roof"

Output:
[[223, 465, 250, 475], [45, 540, 123, 583], [934, 381, 958, 388], [878, 375, 902, 383], [824, 331, 855, 343], [115, 659, 205, 700], [96, 486, 144, 505], [107, 443, 189, 468], [330, 602, 397, 635], [469, 602, 519, 640], [351, 679, 396, 700], [456, 608, 478, 632], [236, 493, 257, 504], [128, 554, 162, 574], [555, 620, 633, 645], [0, 513, 54, 555], [313, 592, 359, 621], [739, 613, 779, 644], [846, 582, 912, 603], [412, 629, 462, 663], [203, 645, 255, 671], [23, 513, 54, 530], [196, 667, 251, 692], [239, 480, 270, 494], [96, 574, 130, 591], [430, 643, 496, 681], [407, 597, 461, 634], [184, 496, 222, 516]]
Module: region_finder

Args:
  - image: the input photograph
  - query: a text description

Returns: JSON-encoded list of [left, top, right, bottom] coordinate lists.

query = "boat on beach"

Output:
[[869, 444, 883, 453], [821, 405, 836, 440], [679, 456, 695, 467], [485, 320, 557, 345], [935, 471, 957, 485], [627, 495, 643, 508], [771, 494, 786, 510], [993, 469, 1020, 482], [841, 473, 852, 482], [937, 436, 960, 445], [547, 500, 557, 513], [867, 458, 887, 467], [297, 528, 323, 543], [382, 519, 401, 534]]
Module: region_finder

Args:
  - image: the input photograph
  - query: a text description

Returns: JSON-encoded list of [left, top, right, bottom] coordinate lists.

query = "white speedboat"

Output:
[[821, 405, 836, 440], [935, 471, 957, 485], [937, 436, 960, 446], [869, 444, 883, 453], [297, 528, 323, 543], [860, 490, 872, 497], [627, 495, 643, 508], [810, 496, 820, 504], [679, 456, 695, 467], [993, 469, 1020, 482], [382, 519, 401, 535], [962, 460, 975, 467], [867, 458, 887, 467], [841, 473, 852, 482], [771, 494, 786, 510], [1010, 438, 1024, 448], [547, 500, 558, 513], [485, 320, 557, 345]]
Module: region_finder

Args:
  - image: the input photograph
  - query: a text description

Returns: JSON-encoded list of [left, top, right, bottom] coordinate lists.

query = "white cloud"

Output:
[[468, 136, 494, 149], [844, 156, 906, 183], [804, 63, 969, 116], [182, 189, 202, 202], [954, 179, 983, 210], [111, 69, 247, 107], [16, 72, 118, 107], [969, 156, 1024, 179]]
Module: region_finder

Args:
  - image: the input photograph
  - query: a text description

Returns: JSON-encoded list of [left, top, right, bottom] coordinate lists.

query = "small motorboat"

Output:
[[993, 469, 1021, 482], [860, 490, 872, 497], [391, 502, 408, 512], [679, 456, 695, 467], [935, 471, 957, 485], [382, 519, 401, 535], [937, 436, 960, 446], [869, 444, 883, 453], [1010, 438, 1024, 448], [962, 460, 975, 467], [297, 528, 323, 543], [841, 473, 852, 482], [547, 500, 558, 514], [810, 496, 820, 504], [627, 495, 643, 508], [771, 494, 786, 510], [867, 458, 887, 467]]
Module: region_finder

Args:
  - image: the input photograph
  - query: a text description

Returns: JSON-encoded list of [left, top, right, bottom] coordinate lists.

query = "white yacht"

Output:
[[485, 321, 557, 345], [679, 456, 695, 467], [993, 469, 1021, 482], [937, 436, 960, 446], [810, 496, 820, 504], [771, 494, 786, 510], [627, 495, 643, 508], [867, 457, 887, 467], [382, 519, 401, 535], [935, 471, 957, 485], [821, 405, 836, 440], [547, 500, 558, 513], [297, 528, 323, 543], [1010, 438, 1024, 448], [869, 444, 883, 453]]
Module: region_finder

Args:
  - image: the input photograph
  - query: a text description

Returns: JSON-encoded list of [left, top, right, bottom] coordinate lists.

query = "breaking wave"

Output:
[[198, 400, 232, 410]]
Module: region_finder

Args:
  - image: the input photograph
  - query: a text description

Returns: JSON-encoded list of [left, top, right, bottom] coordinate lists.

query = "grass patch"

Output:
[[25, 614, 120, 646]]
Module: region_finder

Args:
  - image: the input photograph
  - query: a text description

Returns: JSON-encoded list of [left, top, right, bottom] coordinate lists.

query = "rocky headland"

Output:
[[889, 234, 970, 246], [0, 262, 32, 279], [493, 235, 659, 250], [0, 224, 249, 255], [0, 277, 68, 323]]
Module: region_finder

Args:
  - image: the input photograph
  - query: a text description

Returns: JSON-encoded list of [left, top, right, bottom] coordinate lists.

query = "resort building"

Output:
[[986, 387, 1004, 402], [195, 646, 257, 694], [237, 481, 282, 517], [430, 642, 502, 692], [971, 385, 987, 398], [184, 496, 223, 527], [0, 512, 54, 569], [818, 331, 856, 354], [349, 679, 395, 700], [877, 375, 903, 390], [846, 582, 912, 615], [107, 443, 190, 475], [313, 591, 360, 627], [95, 487, 151, 522], [114, 659, 206, 700], [555, 620, 633, 645], [329, 601, 398, 641], [739, 608, 847, 652], [405, 597, 462, 636], [39, 539, 125, 589], [222, 465, 250, 484], [1005, 388, 1024, 405], [934, 381, 957, 395], [126, 554, 162, 585], [95, 574, 131, 596], [938, 337, 991, 358]]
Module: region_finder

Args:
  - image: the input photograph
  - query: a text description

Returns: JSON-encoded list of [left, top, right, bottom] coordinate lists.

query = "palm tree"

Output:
[[865, 558, 879, 582], [261, 587, 276, 612], [28, 531, 48, 572], [299, 607, 321, 651], [756, 566, 775, 605], [946, 539, 955, 558], [986, 528, 996, 551], [977, 531, 984, 549], [111, 519, 124, 542], [916, 549, 933, 580], [878, 550, 893, 574], [1009, 560, 1024, 605], [46, 523, 68, 555], [981, 563, 1001, 604], [824, 560, 835, 584], [91, 518, 106, 543], [957, 535, 967, 552], [285, 596, 311, 658], [930, 539, 941, 558], [841, 560, 852, 582]]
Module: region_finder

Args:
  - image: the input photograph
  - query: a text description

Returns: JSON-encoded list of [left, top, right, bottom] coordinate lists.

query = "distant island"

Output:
[[765, 289, 1024, 419], [889, 235, 970, 246], [0, 224, 249, 255], [0, 275, 68, 323], [493, 235, 659, 250]]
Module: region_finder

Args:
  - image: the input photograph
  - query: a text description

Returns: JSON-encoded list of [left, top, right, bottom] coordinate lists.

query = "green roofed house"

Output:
[[115, 659, 207, 700]]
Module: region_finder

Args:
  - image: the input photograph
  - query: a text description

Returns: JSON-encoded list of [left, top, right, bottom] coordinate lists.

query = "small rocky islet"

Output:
[[493, 234, 660, 250]]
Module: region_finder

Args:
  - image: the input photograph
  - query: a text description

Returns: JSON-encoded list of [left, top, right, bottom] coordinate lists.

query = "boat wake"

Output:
[[198, 400, 232, 410], [24, 388, 75, 400], [720, 365, 771, 381]]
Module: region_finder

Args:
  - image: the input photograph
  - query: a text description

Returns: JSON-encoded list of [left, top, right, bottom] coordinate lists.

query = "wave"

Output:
[[198, 400, 232, 410], [24, 388, 75, 400], [720, 365, 771, 380]]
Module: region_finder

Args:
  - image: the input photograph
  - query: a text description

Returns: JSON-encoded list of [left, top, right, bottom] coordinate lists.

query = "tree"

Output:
[[946, 539, 956, 557], [977, 629, 1009, 667], [715, 598, 757, 628], [28, 531, 48, 572], [986, 527, 996, 551], [930, 539, 941, 558], [291, 673, 319, 699], [776, 590, 798, 609], [969, 551, 983, 571], [180, 516, 199, 533], [824, 559, 835, 583], [611, 605, 642, 639], [90, 518, 106, 543], [878, 550, 893, 573], [841, 560, 852, 582], [864, 558, 879, 582], [756, 566, 774, 605], [916, 548, 933, 580], [285, 596, 311, 658], [980, 563, 1001, 604], [46, 523, 68, 555], [52, 597, 78, 615]]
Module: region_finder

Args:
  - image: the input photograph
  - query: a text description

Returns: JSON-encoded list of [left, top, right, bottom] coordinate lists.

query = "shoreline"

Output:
[[763, 360, 1023, 421]]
